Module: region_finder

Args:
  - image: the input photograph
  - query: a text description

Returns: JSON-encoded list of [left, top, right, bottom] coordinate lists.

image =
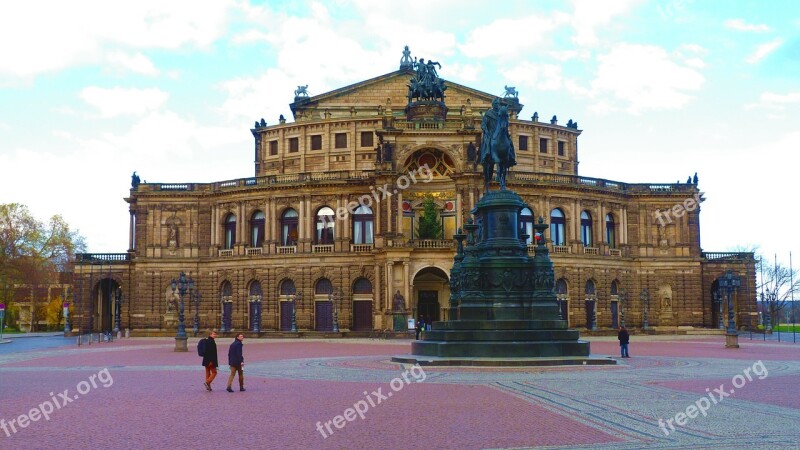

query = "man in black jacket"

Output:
[[618, 326, 630, 358], [226, 333, 245, 392], [202, 330, 218, 391]]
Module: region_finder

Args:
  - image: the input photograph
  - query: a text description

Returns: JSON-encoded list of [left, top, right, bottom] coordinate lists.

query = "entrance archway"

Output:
[[412, 267, 449, 325], [95, 278, 120, 333]]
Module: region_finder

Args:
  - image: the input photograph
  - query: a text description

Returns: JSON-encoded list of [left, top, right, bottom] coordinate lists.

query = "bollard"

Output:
[[77, 334, 82, 346], [125, 328, 130, 339]]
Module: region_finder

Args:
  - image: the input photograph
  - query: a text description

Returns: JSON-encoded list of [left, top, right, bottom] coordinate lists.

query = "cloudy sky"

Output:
[[1, 0, 798, 266]]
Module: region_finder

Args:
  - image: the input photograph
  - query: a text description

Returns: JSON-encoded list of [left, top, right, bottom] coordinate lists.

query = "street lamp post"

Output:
[[64, 288, 72, 335], [171, 272, 193, 352], [713, 290, 723, 329], [719, 270, 741, 349], [640, 289, 649, 330], [291, 291, 302, 333], [330, 288, 343, 333], [619, 289, 626, 328], [113, 287, 123, 336], [0, 303, 6, 343], [762, 292, 772, 332]]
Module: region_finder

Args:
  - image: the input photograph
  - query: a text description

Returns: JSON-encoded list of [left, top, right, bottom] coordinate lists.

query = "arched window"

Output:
[[315, 278, 333, 295], [281, 209, 298, 246], [279, 279, 296, 296], [221, 280, 233, 298], [550, 208, 566, 246], [250, 211, 265, 248], [315, 207, 335, 244], [556, 279, 568, 295], [249, 280, 262, 297], [606, 213, 616, 248], [585, 280, 596, 296], [353, 205, 374, 244], [224, 214, 236, 249], [520, 207, 534, 245], [610, 280, 619, 295], [353, 278, 373, 294], [580, 211, 592, 247]]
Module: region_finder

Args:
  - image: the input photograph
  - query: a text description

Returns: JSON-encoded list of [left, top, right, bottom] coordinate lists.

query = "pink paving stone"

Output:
[[653, 374, 800, 409], [589, 336, 800, 361], [0, 369, 621, 449]]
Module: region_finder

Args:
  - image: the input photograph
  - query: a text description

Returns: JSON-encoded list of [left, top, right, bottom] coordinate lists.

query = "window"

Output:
[[606, 214, 616, 248], [519, 136, 528, 151], [520, 207, 534, 245], [281, 209, 298, 246], [580, 211, 592, 247], [315, 207, 335, 244], [335, 133, 347, 149], [279, 279, 296, 296], [352, 205, 374, 244], [310, 135, 322, 150], [610, 280, 619, 295], [585, 280, 596, 295], [249, 281, 262, 297], [250, 211, 265, 247], [315, 278, 332, 295], [360, 131, 373, 147], [288, 137, 299, 153], [558, 141, 565, 156], [224, 214, 236, 249], [353, 278, 372, 294], [550, 208, 565, 246], [539, 138, 548, 153], [269, 141, 278, 156]]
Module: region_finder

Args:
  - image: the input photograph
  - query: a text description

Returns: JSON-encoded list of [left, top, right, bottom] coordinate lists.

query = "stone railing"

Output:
[[276, 245, 297, 254], [608, 249, 622, 257], [76, 253, 130, 263], [552, 245, 571, 254], [409, 239, 454, 249], [583, 247, 599, 255], [312, 244, 334, 253], [219, 249, 234, 257], [246, 247, 263, 256], [350, 244, 374, 252], [702, 252, 754, 261]]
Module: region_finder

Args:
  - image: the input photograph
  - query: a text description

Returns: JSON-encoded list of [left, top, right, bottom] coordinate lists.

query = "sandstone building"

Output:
[[71, 49, 756, 335]]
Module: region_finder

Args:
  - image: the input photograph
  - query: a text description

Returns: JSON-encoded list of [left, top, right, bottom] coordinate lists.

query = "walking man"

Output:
[[226, 333, 245, 392], [202, 330, 219, 391], [618, 326, 630, 358]]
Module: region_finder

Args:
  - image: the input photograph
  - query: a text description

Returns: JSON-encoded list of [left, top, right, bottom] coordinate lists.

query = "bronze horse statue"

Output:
[[482, 104, 516, 190]]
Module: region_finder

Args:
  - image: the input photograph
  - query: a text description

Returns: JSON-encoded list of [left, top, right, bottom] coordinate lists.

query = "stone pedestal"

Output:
[[397, 190, 611, 365], [174, 336, 188, 352], [725, 332, 740, 349], [392, 313, 407, 332]]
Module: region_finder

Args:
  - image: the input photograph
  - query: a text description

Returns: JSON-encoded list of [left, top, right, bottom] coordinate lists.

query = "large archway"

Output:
[[412, 266, 449, 325]]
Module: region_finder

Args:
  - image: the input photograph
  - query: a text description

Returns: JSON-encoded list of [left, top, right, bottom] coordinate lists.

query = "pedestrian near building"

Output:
[[226, 333, 246, 392], [201, 330, 219, 391], [618, 326, 630, 358]]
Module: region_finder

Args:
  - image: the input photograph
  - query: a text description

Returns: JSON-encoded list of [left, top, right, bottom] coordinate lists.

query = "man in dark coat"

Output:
[[226, 333, 245, 392], [202, 330, 218, 391], [618, 326, 630, 358]]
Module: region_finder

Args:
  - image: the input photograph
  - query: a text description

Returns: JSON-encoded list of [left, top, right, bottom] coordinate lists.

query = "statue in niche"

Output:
[[168, 224, 178, 249], [659, 285, 673, 309], [657, 224, 668, 248], [393, 290, 405, 311]]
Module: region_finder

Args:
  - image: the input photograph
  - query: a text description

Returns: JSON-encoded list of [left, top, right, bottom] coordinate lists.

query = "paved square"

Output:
[[1, 335, 798, 449]]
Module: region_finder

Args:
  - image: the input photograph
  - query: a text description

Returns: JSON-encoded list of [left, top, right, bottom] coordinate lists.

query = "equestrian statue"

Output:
[[480, 98, 516, 190]]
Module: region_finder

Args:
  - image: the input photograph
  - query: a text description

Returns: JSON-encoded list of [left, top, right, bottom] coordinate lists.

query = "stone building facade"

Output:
[[71, 51, 756, 335]]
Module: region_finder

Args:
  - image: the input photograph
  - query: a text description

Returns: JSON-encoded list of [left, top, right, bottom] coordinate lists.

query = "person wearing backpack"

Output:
[[199, 330, 219, 391]]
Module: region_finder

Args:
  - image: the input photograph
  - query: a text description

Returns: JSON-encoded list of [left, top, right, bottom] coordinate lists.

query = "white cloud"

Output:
[[106, 52, 160, 76], [505, 63, 565, 91], [725, 19, 771, 32], [79, 87, 169, 118], [460, 14, 571, 58], [760, 91, 800, 104], [446, 63, 482, 83], [569, 0, 641, 46], [589, 43, 705, 113], [0, 1, 235, 79], [745, 39, 783, 64]]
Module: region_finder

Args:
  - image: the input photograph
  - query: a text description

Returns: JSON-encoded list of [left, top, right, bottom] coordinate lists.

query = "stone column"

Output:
[[128, 208, 135, 252], [386, 262, 393, 311], [403, 262, 411, 309], [396, 192, 403, 235]]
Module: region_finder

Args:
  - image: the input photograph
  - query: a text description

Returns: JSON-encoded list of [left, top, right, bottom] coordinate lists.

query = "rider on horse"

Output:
[[480, 98, 516, 190]]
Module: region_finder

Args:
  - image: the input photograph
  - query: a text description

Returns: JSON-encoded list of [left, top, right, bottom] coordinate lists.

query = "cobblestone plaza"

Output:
[[1, 335, 798, 449]]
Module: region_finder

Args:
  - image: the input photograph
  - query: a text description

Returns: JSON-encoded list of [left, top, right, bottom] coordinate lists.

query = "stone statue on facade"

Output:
[[407, 57, 446, 104], [294, 85, 309, 98], [480, 99, 516, 190], [393, 290, 405, 311], [400, 45, 413, 69], [503, 85, 518, 99], [131, 171, 141, 189]]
